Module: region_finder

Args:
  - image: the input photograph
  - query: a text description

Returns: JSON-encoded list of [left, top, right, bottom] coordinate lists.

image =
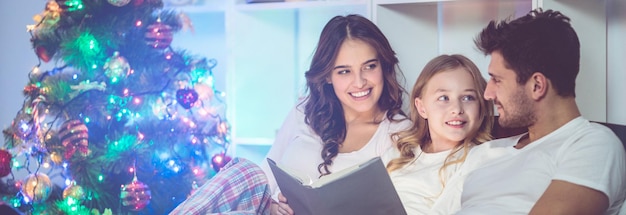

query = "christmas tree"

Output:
[[1, 0, 231, 214]]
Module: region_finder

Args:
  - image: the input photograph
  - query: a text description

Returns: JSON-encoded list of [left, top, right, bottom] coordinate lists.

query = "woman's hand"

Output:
[[270, 193, 294, 215]]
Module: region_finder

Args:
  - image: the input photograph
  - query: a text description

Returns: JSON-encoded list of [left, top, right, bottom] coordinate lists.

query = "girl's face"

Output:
[[329, 39, 384, 116], [416, 68, 481, 149]]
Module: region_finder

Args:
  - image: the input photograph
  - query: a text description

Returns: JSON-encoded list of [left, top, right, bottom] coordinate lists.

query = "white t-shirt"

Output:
[[382, 147, 460, 215], [260, 106, 411, 201], [381, 141, 504, 215], [458, 117, 626, 215]]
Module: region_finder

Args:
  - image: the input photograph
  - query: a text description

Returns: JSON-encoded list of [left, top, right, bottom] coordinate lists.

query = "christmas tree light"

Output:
[[1, 0, 231, 214]]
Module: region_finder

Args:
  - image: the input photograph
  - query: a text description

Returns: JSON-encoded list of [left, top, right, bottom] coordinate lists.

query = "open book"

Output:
[[267, 157, 406, 215]]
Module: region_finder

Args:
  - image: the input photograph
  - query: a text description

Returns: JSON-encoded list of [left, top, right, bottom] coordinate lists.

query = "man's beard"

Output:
[[497, 88, 535, 128]]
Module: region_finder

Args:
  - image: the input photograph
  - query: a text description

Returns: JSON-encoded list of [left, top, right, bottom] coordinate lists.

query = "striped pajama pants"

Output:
[[169, 158, 271, 215]]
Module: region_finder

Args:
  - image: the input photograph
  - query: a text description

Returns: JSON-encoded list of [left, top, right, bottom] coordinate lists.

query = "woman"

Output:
[[262, 14, 410, 215], [383, 54, 494, 214], [169, 14, 409, 215]]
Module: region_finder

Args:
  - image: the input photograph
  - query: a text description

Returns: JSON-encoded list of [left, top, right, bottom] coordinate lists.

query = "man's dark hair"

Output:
[[475, 8, 580, 97]]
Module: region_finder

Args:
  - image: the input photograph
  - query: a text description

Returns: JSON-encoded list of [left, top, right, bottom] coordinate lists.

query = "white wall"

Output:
[[607, 0, 626, 125], [0, 2, 230, 145], [1, 1, 625, 148], [0, 1, 46, 144]]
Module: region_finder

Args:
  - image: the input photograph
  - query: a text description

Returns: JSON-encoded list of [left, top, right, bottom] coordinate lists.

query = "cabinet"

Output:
[[170, 0, 625, 161], [226, 0, 369, 147], [373, 0, 532, 111], [537, 0, 625, 125]]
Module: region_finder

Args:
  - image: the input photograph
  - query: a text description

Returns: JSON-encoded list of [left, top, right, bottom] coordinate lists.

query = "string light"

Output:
[[9, 0, 232, 212], [192, 168, 199, 175], [31, 66, 40, 74], [64, 0, 84, 11]]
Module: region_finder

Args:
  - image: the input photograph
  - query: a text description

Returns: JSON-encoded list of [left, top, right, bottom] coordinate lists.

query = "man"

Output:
[[457, 8, 626, 214]]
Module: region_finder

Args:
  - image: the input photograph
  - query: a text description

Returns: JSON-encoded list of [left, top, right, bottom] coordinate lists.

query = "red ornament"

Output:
[[23, 84, 42, 97], [0, 149, 12, 178], [133, 0, 144, 6], [211, 153, 232, 172], [176, 88, 198, 109], [35, 46, 51, 62], [58, 120, 90, 159], [145, 22, 173, 49], [120, 176, 151, 211]]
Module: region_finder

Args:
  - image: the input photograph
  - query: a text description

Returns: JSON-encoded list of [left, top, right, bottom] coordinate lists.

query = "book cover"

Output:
[[267, 157, 407, 215]]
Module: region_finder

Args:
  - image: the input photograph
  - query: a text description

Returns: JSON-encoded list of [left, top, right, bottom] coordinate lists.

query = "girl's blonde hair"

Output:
[[387, 54, 493, 186]]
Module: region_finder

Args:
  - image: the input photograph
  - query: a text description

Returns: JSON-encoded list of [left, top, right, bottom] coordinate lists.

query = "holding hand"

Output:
[[270, 193, 294, 215]]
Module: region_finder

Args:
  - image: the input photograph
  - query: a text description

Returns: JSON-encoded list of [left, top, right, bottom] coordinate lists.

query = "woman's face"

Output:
[[329, 39, 384, 116], [415, 68, 481, 149]]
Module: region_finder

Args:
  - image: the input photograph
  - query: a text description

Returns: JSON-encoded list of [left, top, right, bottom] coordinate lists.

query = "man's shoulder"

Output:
[[465, 134, 523, 167], [564, 118, 622, 146]]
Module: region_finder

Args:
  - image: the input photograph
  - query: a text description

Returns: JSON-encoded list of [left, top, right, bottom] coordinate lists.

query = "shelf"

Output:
[[233, 137, 275, 146], [373, 0, 532, 112], [235, 0, 368, 11], [374, 0, 453, 5], [375, 0, 529, 6], [165, 1, 226, 13]]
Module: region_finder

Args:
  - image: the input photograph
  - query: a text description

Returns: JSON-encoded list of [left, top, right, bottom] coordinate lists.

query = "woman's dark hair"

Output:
[[302, 14, 406, 176]]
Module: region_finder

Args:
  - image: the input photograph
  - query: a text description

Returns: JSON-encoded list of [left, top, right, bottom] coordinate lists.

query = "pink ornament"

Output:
[[145, 22, 173, 49], [0, 149, 12, 178], [120, 176, 151, 211], [194, 83, 214, 101], [35, 46, 52, 62], [58, 120, 90, 159]]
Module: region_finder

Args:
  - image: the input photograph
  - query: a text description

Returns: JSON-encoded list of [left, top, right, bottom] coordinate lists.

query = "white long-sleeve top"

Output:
[[259, 105, 411, 201]]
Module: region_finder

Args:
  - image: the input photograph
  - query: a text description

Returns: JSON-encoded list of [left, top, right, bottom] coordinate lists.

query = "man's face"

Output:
[[484, 51, 535, 128]]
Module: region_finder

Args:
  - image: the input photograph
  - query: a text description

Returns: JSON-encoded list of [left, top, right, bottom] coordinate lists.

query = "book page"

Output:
[[266, 158, 314, 186], [267, 156, 407, 215], [311, 156, 379, 188]]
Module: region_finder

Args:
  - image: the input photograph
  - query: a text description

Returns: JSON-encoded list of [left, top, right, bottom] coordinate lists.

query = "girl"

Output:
[[384, 54, 493, 214]]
